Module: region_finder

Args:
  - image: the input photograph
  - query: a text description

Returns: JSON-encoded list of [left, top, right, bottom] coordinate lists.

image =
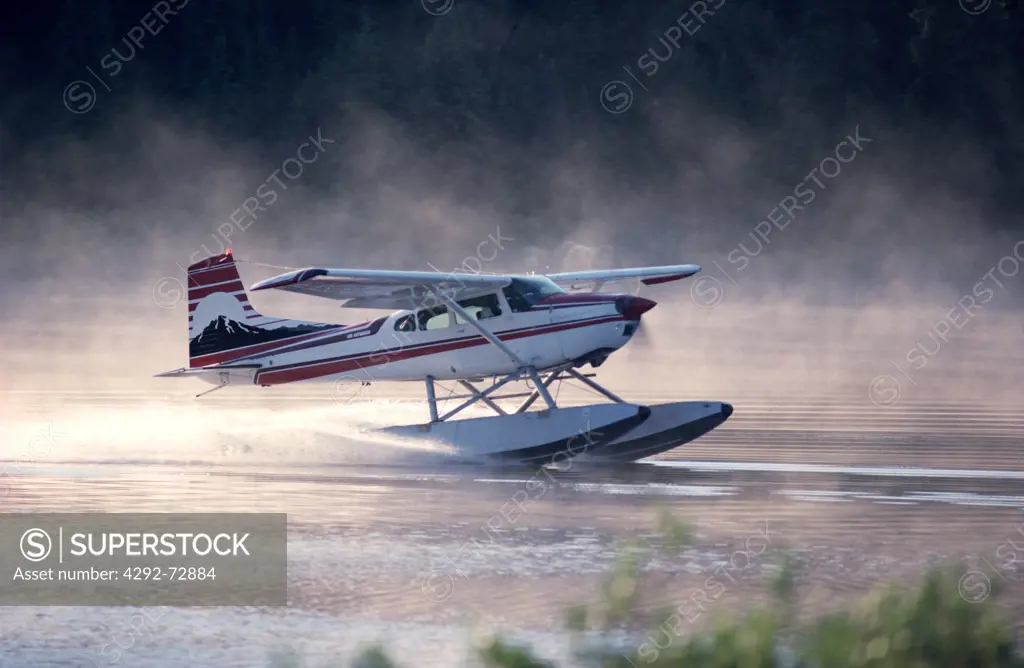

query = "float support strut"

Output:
[[426, 375, 439, 422]]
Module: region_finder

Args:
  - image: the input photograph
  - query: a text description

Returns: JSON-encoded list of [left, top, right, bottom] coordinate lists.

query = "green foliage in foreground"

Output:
[[272, 515, 1023, 668]]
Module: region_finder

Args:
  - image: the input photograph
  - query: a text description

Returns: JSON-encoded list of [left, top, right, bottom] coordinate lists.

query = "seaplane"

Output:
[[157, 249, 733, 465]]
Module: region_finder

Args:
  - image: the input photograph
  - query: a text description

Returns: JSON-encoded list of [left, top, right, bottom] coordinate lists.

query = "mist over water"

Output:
[[2, 107, 1022, 424]]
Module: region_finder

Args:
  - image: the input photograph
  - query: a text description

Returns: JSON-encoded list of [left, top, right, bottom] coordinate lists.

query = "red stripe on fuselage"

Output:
[[269, 314, 620, 373], [255, 315, 623, 385], [229, 325, 377, 362]]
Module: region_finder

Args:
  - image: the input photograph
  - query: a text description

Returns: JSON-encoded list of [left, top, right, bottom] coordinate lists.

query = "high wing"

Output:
[[545, 264, 701, 292], [250, 267, 511, 310]]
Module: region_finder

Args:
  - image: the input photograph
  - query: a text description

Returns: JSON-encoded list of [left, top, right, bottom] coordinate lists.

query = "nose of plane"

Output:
[[615, 295, 658, 320], [720, 402, 734, 420]]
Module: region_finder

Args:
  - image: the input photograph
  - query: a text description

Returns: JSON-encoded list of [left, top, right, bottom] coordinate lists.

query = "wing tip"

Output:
[[640, 266, 701, 286]]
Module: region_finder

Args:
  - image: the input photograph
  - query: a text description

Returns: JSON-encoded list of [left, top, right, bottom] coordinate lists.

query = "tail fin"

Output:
[[187, 250, 340, 368]]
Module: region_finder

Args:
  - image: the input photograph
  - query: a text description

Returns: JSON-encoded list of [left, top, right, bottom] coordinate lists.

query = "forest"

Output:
[[2, 0, 1022, 225]]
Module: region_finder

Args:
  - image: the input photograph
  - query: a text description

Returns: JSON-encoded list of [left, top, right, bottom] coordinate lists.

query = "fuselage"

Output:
[[197, 291, 652, 388]]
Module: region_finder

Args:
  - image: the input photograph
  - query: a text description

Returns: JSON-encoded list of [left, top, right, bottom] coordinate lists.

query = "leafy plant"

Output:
[[267, 512, 1023, 668]]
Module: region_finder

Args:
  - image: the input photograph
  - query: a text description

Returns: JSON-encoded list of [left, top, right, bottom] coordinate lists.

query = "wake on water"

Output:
[[0, 399, 491, 471]]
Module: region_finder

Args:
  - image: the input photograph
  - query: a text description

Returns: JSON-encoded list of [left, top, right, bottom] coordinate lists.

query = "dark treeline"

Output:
[[2, 0, 1023, 225]]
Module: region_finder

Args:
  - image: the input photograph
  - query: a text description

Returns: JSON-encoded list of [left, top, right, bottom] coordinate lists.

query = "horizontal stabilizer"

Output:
[[154, 364, 263, 378]]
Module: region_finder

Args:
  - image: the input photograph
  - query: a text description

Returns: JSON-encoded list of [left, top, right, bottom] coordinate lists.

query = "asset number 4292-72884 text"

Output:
[[123, 566, 216, 581]]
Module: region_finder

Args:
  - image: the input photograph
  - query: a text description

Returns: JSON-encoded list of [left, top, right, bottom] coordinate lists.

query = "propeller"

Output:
[[614, 291, 658, 352]]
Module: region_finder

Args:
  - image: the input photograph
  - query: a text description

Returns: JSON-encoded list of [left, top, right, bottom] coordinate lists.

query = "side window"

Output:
[[394, 315, 416, 332], [502, 278, 560, 312], [418, 306, 451, 331], [502, 286, 531, 313], [455, 294, 503, 323]]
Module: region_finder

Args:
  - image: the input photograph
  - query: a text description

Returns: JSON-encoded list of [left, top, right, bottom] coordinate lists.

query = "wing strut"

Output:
[[426, 286, 527, 367], [425, 285, 558, 410]]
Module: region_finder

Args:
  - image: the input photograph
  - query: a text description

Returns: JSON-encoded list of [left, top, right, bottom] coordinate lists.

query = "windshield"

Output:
[[503, 276, 563, 312]]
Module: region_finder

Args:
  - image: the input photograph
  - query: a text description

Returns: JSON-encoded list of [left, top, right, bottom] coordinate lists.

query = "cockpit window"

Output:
[[417, 305, 451, 330], [394, 314, 416, 332], [502, 277, 563, 313], [455, 294, 502, 323]]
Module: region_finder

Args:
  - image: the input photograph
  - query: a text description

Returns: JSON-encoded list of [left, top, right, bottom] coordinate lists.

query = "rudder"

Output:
[[186, 250, 341, 368]]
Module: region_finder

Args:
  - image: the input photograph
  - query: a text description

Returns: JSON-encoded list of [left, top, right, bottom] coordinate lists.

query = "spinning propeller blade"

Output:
[[618, 289, 658, 352], [631, 319, 655, 350]]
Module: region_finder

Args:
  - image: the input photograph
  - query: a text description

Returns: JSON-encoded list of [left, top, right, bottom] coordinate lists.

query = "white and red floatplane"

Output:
[[157, 250, 733, 465]]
